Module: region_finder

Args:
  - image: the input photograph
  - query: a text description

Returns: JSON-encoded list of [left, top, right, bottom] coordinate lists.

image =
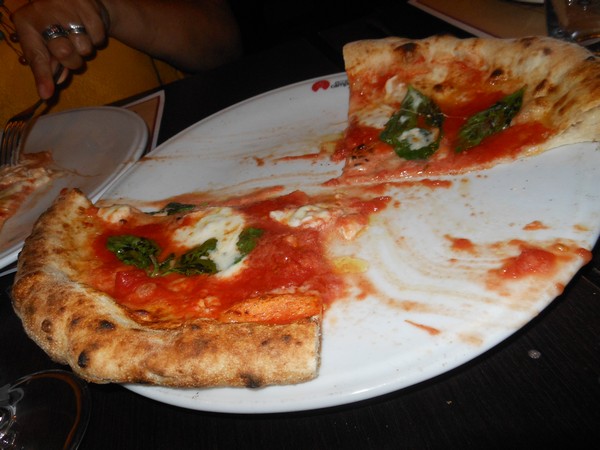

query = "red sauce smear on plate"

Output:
[[405, 320, 441, 336], [491, 242, 592, 280]]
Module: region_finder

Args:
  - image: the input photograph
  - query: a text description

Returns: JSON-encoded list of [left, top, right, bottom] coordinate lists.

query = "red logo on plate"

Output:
[[312, 80, 330, 92]]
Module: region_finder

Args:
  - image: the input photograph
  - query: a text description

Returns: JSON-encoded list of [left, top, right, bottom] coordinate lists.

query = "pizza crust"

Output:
[[12, 189, 321, 387], [343, 35, 600, 154]]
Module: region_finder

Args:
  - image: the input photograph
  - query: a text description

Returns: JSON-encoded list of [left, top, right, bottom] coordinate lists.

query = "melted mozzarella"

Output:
[[357, 105, 397, 129], [356, 76, 407, 129], [398, 128, 439, 150], [97, 205, 135, 224], [269, 204, 333, 228], [384, 75, 407, 104], [172, 207, 246, 272]]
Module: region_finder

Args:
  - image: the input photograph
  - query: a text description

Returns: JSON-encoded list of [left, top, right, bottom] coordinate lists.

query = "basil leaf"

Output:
[[106, 226, 263, 277], [236, 227, 264, 258], [172, 238, 218, 276], [149, 202, 196, 216], [156, 253, 176, 276], [380, 86, 444, 160], [456, 87, 525, 152], [106, 235, 160, 272]]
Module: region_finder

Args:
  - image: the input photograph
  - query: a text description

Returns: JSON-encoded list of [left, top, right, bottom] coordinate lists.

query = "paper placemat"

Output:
[[124, 90, 165, 155]]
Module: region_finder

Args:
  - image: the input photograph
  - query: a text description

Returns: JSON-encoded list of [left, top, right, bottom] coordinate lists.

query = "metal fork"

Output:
[[0, 97, 46, 166], [0, 66, 64, 167]]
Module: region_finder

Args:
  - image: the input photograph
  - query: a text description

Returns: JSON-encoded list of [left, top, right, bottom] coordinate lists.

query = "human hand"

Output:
[[11, 0, 109, 99]]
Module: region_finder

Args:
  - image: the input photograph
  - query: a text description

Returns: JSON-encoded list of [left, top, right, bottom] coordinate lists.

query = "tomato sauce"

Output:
[[404, 319, 441, 336], [87, 191, 388, 323], [490, 242, 592, 281], [446, 236, 476, 254], [498, 247, 558, 279], [523, 220, 549, 231], [333, 88, 552, 181]]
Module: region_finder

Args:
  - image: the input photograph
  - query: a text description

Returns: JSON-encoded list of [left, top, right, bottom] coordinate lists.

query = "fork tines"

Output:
[[0, 120, 27, 166]]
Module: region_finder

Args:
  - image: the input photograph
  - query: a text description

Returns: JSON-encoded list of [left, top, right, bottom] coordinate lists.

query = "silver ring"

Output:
[[67, 24, 87, 35], [41, 24, 69, 41]]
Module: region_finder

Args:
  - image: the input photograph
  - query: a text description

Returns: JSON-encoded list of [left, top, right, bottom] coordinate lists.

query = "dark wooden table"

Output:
[[2, 2, 599, 448]]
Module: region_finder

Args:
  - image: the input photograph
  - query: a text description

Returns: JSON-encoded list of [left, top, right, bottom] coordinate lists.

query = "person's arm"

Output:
[[11, 0, 241, 99], [103, 0, 241, 72]]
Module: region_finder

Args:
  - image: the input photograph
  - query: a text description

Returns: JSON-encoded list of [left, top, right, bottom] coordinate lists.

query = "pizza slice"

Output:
[[0, 152, 60, 232], [12, 188, 389, 387], [329, 35, 600, 184]]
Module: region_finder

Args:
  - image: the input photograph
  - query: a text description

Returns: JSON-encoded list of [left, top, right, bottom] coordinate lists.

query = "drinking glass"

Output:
[[0, 370, 90, 449], [546, 0, 600, 50]]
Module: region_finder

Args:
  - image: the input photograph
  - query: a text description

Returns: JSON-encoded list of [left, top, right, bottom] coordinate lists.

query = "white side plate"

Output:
[[0, 107, 148, 268]]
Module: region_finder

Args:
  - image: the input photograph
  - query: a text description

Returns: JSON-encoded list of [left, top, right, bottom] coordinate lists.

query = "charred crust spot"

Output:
[[41, 319, 52, 333], [24, 304, 36, 317], [77, 351, 89, 368], [98, 320, 115, 331], [193, 338, 211, 352], [240, 373, 263, 388], [534, 79, 548, 94], [351, 143, 374, 161], [519, 37, 535, 47], [262, 334, 301, 347], [585, 55, 596, 62], [554, 93, 569, 109], [70, 317, 82, 328], [394, 42, 420, 63], [433, 83, 444, 93], [397, 42, 417, 53], [558, 103, 571, 116], [543, 47, 552, 56], [489, 68, 504, 79]]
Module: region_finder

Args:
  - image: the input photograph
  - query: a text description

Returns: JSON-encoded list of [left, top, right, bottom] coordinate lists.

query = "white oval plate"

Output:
[[0, 107, 148, 269], [101, 74, 600, 413]]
